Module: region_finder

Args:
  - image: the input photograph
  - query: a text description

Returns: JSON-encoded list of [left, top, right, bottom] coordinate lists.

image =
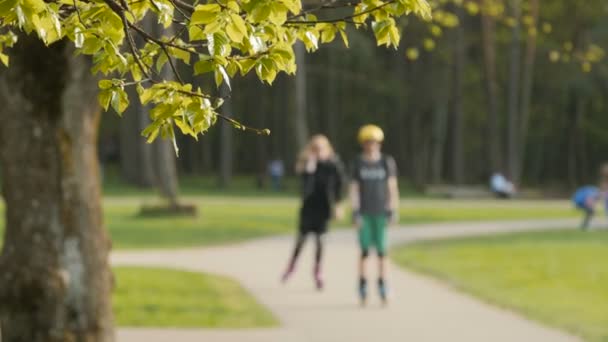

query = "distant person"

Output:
[[572, 185, 602, 230], [490, 172, 517, 199], [572, 163, 608, 230], [350, 125, 399, 306], [268, 159, 285, 191], [281, 135, 345, 290]]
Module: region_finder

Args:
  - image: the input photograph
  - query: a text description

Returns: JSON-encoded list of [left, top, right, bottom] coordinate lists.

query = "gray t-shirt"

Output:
[[351, 155, 397, 215]]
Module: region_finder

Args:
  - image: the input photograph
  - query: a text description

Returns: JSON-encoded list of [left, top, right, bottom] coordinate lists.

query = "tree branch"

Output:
[[103, 0, 152, 80], [285, 0, 395, 24]]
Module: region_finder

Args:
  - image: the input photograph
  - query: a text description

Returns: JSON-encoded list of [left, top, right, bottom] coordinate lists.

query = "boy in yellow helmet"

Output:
[[350, 125, 399, 306]]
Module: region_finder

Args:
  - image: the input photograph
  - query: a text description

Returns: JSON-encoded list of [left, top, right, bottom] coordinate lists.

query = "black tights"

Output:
[[289, 232, 324, 269]]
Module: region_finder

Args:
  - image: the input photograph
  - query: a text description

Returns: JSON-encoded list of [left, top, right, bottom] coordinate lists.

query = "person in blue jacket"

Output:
[[572, 185, 603, 230]]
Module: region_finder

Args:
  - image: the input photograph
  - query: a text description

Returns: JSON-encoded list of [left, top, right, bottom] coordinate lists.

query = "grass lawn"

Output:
[[392, 230, 608, 342], [0, 197, 578, 249], [114, 267, 277, 328]]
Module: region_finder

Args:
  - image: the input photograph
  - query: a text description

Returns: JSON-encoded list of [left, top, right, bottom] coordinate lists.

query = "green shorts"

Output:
[[359, 215, 388, 257]]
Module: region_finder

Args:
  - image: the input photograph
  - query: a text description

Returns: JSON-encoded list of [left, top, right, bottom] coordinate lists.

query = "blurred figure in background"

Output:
[[573, 163, 608, 230], [268, 158, 285, 191], [490, 172, 517, 199], [281, 135, 345, 290], [350, 125, 399, 306], [572, 185, 602, 230]]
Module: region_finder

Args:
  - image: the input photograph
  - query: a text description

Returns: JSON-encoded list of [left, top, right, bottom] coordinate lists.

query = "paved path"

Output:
[[114, 218, 586, 342]]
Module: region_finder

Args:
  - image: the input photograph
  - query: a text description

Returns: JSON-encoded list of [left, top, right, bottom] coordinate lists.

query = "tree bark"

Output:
[[218, 83, 234, 187], [293, 42, 309, 152], [0, 36, 113, 341], [518, 0, 540, 181], [431, 59, 450, 184], [119, 87, 155, 187], [451, 9, 466, 184], [154, 138, 180, 206], [481, 2, 501, 173], [149, 22, 181, 203], [326, 49, 337, 142], [507, 0, 522, 182]]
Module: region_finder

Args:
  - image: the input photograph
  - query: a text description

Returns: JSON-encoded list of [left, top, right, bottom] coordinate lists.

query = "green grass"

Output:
[[113, 267, 277, 328], [0, 197, 578, 249], [392, 230, 608, 342], [104, 197, 298, 249], [396, 199, 578, 223]]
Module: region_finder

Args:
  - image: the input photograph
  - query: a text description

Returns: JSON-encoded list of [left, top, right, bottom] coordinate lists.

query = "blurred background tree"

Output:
[[99, 0, 607, 192]]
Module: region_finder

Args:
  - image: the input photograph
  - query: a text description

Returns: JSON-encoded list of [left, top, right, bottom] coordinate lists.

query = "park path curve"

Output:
[[114, 218, 584, 342]]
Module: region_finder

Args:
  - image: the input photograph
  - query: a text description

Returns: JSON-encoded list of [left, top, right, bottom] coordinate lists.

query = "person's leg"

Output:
[[283, 232, 306, 282], [313, 233, 325, 290], [374, 215, 389, 303], [358, 216, 372, 304], [581, 207, 594, 231]]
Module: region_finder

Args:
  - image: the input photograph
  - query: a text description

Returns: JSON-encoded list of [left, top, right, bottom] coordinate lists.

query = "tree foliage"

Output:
[[0, 0, 432, 153]]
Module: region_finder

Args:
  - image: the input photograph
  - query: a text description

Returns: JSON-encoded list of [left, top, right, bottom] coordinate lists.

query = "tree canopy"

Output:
[[0, 0, 433, 153]]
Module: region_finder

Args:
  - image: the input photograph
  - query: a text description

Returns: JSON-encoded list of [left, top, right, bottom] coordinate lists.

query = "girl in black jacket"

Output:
[[281, 135, 345, 290]]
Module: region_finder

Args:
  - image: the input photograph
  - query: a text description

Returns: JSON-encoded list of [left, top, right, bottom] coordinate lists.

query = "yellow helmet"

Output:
[[357, 124, 384, 144]]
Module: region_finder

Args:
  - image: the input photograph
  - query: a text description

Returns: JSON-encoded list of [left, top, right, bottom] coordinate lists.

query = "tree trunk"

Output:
[[481, 3, 501, 173], [293, 42, 309, 152], [507, 0, 522, 183], [149, 23, 181, 203], [154, 139, 180, 206], [0, 37, 113, 341], [218, 84, 233, 187], [119, 93, 142, 184], [431, 59, 450, 184], [451, 9, 466, 184], [119, 87, 155, 187], [518, 0, 540, 182], [567, 93, 585, 187], [326, 50, 337, 142]]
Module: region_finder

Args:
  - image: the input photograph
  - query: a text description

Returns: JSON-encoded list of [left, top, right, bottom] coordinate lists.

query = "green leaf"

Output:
[[110, 87, 129, 115], [251, 3, 271, 23], [156, 52, 168, 72], [280, 0, 300, 15], [320, 25, 336, 43], [0, 52, 8, 66], [237, 58, 256, 75], [217, 65, 231, 90], [170, 125, 179, 156], [189, 25, 205, 41], [202, 19, 223, 35], [23, 0, 46, 14], [302, 31, 319, 51], [230, 13, 248, 36], [175, 117, 196, 137], [339, 28, 349, 48], [268, 2, 287, 26], [74, 26, 84, 48], [98, 89, 112, 111], [226, 23, 244, 43], [139, 87, 154, 105], [226, 13, 247, 43], [142, 120, 162, 143], [191, 4, 221, 25], [151, 0, 174, 27], [194, 58, 214, 75], [98, 79, 113, 89], [0, 0, 19, 16], [171, 47, 191, 65]]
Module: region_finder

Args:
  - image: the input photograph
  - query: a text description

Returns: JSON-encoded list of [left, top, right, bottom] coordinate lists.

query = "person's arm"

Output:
[[299, 155, 317, 198], [350, 181, 361, 225], [331, 159, 347, 220], [387, 177, 399, 224], [386, 157, 399, 224], [333, 158, 346, 201]]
